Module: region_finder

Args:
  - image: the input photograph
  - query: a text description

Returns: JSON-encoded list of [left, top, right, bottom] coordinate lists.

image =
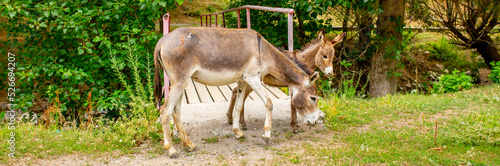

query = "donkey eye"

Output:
[[310, 96, 318, 102], [323, 55, 328, 59]]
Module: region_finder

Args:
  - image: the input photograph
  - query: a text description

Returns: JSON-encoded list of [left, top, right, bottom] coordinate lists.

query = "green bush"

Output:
[[207, 5, 216, 12], [423, 37, 485, 71], [427, 37, 459, 62], [489, 61, 500, 83], [0, 0, 181, 123], [432, 69, 474, 94]]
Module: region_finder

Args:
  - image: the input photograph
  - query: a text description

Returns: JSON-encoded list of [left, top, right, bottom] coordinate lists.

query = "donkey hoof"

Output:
[[292, 126, 300, 133], [187, 143, 196, 152], [241, 124, 248, 130], [233, 128, 245, 138], [228, 118, 233, 125], [168, 148, 179, 158], [261, 135, 271, 145]]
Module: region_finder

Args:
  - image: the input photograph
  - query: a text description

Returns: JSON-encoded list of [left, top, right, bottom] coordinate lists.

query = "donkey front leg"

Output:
[[244, 76, 273, 144], [232, 82, 248, 138], [172, 95, 195, 152], [160, 83, 186, 158]]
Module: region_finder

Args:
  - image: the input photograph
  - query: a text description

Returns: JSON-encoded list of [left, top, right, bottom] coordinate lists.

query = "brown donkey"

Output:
[[154, 27, 321, 157], [226, 30, 346, 132]]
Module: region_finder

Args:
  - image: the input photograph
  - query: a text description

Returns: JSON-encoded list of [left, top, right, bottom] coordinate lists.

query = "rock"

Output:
[[0, 102, 7, 110], [1, 109, 23, 123], [31, 100, 48, 113], [211, 130, 233, 137], [478, 68, 492, 85], [424, 51, 430, 55], [435, 64, 444, 70], [405, 83, 412, 88], [31, 113, 38, 124]]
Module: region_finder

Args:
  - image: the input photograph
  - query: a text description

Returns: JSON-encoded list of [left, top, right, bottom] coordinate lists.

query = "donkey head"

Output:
[[290, 71, 323, 126], [314, 29, 346, 77]]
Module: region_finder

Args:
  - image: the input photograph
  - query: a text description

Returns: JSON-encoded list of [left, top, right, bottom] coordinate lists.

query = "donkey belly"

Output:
[[191, 69, 241, 86]]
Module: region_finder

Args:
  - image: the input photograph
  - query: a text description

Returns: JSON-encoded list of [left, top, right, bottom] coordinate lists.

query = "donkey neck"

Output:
[[293, 41, 321, 71], [268, 47, 310, 87]]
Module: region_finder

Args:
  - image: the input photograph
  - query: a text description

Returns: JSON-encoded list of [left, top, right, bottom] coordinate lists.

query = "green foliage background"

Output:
[[0, 0, 183, 121], [225, 0, 339, 49]]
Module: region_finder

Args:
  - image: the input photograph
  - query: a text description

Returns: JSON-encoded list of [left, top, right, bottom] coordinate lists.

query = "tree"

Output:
[[424, 0, 500, 68], [369, 0, 406, 97], [338, 1, 379, 53]]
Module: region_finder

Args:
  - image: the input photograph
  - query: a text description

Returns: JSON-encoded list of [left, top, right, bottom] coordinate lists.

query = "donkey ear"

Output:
[[317, 28, 326, 45], [309, 71, 320, 85], [331, 32, 346, 45]]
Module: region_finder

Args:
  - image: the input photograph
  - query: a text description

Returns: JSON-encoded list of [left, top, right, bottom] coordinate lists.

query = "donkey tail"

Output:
[[154, 45, 162, 107]]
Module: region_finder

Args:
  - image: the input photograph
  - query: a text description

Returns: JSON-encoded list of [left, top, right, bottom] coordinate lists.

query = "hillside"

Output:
[[169, 0, 230, 28]]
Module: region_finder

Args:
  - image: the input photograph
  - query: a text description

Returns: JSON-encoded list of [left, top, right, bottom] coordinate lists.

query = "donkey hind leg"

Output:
[[244, 76, 273, 144], [290, 91, 299, 133], [226, 88, 237, 125], [232, 81, 248, 138], [239, 87, 253, 130], [226, 87, 253, 130], [172, 95, 195, 152], [160, 82, 187, 158], [290, 103, 300, 133]]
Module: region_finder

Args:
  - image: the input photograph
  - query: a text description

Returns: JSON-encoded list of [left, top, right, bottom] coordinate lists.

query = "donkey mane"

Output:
[[273, 46, 313, 75], [289, 56, 313, 75], [296, 39, 320, 54]]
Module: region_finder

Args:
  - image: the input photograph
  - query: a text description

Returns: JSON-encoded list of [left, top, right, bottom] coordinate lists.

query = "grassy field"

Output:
[[271, 84, 500, 165]]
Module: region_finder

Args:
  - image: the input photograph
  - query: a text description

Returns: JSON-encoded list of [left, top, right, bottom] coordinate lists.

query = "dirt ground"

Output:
[[13, 99, 330, 166]]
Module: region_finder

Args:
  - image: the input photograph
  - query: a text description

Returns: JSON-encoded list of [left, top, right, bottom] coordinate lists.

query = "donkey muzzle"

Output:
[[303, 110, 320, 126], [324, 67, 334, 77]]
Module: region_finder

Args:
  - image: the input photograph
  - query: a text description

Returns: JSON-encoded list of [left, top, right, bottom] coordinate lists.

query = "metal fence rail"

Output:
[[199, 5, 295, 52]]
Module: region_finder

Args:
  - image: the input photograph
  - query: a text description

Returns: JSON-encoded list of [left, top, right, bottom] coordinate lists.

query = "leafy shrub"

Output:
[[427, 37, 459, 62], [0, 0, 181, 122], [207, 5, 216, 12], [187, 9, 202, 17], [423, 37, 485, 71], [432, 69, 474, 94], [488, 61, 500, 83]]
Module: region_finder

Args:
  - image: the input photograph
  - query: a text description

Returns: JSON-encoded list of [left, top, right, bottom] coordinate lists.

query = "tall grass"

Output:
[[0, 42, 162, 163], [107, 40, 161, 147]]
